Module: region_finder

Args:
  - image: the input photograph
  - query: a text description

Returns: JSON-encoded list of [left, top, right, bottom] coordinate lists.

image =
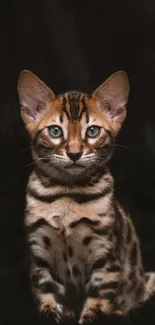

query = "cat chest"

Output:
[[29, 211, 113, 286], [26, 194, 113, 230], [27, 196, 114, 286]]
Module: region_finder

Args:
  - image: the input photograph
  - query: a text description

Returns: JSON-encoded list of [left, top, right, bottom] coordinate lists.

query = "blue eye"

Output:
[[48, 125, 63, 138], [86, 126, 101, 138]]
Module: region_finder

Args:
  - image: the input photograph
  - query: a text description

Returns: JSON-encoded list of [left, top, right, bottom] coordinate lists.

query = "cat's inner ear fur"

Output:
[[18, 70, 55, 124], [92, 71, 129, 132]]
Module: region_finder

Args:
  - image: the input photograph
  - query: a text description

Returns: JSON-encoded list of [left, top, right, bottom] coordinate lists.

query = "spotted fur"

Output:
[[18, 70, 155, 323]]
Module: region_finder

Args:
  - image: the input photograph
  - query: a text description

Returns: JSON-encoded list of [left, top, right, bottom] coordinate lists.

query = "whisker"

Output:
[[113, 144, 133, 150], [21, 146, 32, 153], [26, 156, 50, 167]]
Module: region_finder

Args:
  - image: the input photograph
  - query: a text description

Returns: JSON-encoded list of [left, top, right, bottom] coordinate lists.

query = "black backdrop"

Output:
[[1, 1, 155, 324]]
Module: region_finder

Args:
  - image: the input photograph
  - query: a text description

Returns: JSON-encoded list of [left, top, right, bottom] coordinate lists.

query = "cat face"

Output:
[[18, 71, 129, 178], [27, 93, 115, 175]]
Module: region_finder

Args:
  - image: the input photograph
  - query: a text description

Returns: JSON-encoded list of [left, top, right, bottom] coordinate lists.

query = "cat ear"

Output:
[[92, 71, 129, 129], [18, 70, 55, 124]]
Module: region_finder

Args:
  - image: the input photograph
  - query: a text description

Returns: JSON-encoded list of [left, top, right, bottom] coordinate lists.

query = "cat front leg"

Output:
[[26, 216, 73, 321], [79, 253, 122, 324], [30, 260, 65, 323]]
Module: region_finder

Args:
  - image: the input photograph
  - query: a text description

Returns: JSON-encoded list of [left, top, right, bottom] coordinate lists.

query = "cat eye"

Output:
[[86, 126, 101, 138], [48, 125, 63, 138]]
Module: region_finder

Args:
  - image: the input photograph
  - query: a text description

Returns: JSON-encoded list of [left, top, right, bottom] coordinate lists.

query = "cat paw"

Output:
[[39, 297, 63, 323], [79, 310, 97, 324], [79, 297, 113, 324]]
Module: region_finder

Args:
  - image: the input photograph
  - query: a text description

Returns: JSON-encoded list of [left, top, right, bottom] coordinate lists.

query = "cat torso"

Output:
[[26, 168, 145, 315]]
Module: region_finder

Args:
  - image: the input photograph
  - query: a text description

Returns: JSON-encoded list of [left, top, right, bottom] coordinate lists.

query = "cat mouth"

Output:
[[64, 163, 85, 170]]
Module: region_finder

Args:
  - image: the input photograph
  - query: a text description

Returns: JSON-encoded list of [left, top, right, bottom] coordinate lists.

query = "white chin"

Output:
[[64, 165, 85, 175]]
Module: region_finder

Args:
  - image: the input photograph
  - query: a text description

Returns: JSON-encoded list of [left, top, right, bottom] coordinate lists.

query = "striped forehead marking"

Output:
[[61, 92, 89, 123]]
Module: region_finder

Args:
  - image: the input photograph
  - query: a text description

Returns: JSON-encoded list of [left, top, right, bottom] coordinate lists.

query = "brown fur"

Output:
[[18, 70, 155, 324]]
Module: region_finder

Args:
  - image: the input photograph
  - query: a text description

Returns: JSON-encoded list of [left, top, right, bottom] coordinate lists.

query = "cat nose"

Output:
[[67, 151, 82, 162]]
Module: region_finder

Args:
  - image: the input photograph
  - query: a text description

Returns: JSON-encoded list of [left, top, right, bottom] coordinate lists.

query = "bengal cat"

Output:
[[18, 70, 155, 324]]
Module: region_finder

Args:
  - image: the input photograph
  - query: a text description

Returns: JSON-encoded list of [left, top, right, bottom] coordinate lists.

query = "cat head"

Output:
[[18, 70, 129, 180]]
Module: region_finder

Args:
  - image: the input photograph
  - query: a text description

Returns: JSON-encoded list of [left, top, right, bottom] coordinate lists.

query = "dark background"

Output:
[[0, 1, 155, 324]]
